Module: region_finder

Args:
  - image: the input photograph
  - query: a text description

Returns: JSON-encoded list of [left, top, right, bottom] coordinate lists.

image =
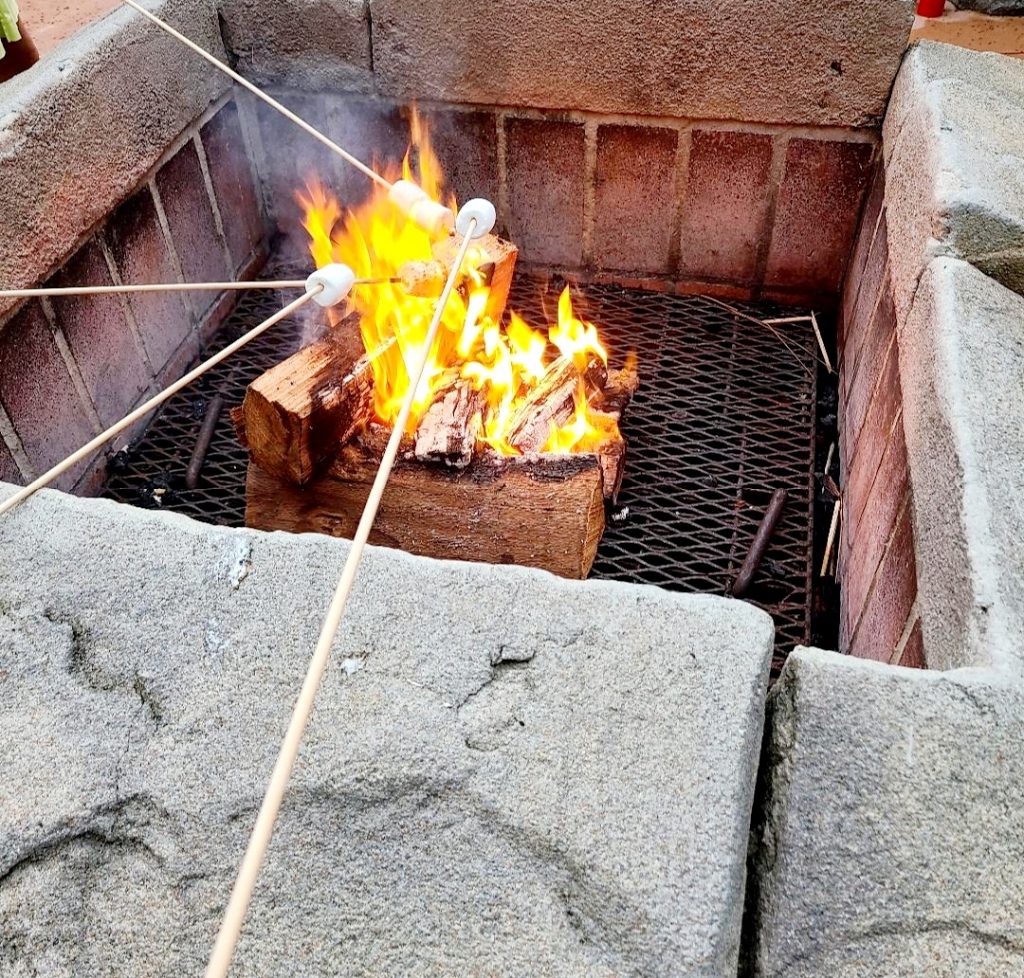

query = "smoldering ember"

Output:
[[1, 0, 1023, 975]]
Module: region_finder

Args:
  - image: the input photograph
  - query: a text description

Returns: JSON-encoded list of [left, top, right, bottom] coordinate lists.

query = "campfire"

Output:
[[235, 114, 637, 578]]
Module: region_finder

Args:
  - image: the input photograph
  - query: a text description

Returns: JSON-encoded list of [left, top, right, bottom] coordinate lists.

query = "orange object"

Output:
[[917, 0, 945, 18]]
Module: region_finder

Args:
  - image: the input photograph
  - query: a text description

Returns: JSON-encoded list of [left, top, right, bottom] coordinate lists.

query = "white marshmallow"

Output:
[[306, 263, 356, 307], [409, 197, 456, 236], [388, 178, 456, 236], [455, 198, 496, 239]]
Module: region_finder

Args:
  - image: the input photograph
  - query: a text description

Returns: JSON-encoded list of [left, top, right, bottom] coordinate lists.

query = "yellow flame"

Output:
[[298, 108, 618, 453]]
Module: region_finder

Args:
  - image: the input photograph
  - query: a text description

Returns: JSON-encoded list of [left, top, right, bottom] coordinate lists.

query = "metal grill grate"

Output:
[[103, 264, 821, 671]]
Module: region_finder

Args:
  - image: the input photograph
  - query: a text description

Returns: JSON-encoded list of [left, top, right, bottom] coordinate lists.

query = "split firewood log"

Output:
[[413, 378, 484, 469], [507, 355, 608, 454], [239, 333, 389, 485], [586, 362, 639, 502]]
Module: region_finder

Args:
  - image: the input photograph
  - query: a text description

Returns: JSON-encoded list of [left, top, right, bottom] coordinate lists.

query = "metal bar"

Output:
[[731, 489, 788, 597]]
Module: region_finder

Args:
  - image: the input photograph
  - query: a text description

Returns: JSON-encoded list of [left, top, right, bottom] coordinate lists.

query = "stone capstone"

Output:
[[0, 485, 773, 976], [896, 257, 1024, 673], [368, 0, 914, 127], [883, 41, 1024, 318], [748, 647, 1024, 978]]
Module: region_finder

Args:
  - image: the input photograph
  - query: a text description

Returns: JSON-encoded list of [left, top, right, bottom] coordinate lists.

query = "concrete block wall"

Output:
[[0, 96, 268, 493], [837, 162, 922, 668], [219, 0, 916, 305]]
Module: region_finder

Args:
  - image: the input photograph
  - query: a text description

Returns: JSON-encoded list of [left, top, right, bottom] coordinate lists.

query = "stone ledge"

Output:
[[368, 0, 914, 127], [749, 647, 1024, 978], [897, 257, 1024, 674], [0, 484, 773, 976], [884, 41, 1024, 319], [0, 0, 229, 320]]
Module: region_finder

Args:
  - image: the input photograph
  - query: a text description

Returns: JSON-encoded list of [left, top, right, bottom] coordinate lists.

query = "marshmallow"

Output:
[[388, 178, 455, 236], [306, 263, 356, 307], [455, 198, 496, 239]]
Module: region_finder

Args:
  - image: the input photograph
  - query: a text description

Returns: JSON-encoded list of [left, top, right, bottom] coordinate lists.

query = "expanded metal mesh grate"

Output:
[[104, 263, 820, 670]]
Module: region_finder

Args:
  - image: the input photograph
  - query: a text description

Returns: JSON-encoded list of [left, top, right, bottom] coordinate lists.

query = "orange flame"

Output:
[[297, 110, 618, 455]]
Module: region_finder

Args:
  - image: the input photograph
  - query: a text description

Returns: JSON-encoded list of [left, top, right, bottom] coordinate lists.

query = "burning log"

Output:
[[413, 378, 484, 468], [245, 445, 606, 579], [587, 363, 639, 502], [507, 355, 608, 454], [430, 232, 517, 322], [239, 333, 383, 485]]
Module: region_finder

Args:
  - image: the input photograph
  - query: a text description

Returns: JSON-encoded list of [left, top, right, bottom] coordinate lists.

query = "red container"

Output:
[[917, 0, 945, 17]]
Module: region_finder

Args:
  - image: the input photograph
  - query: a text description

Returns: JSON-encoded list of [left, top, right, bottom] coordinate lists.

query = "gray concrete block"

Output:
[[370, 0, 914, 127], [0, 0, 229, 318], [218, 0, 371, 92], [897, 257, 1024, 673], [884, 42, 1024, 319], [749, 647, 1024, 978], [0, 485, 774, 976]]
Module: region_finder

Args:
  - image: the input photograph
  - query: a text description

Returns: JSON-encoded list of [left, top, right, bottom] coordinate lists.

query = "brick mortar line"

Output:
[[231, 90, 277, 245], [834, 141, 883, 312], [581, 120, 598, 269], [848, 491, 914, 655], [841, 177, 887, 337], [494, 112, 511, 237], [751, 134, 789, 296], [843, 256, 891, 399], [0, 402, 35, 482], [38, 296, 105, 436], [889, 597, 922, 667], [149, 177, 197, 335], [668, 129, 692, 278], [96, 235, 158, 381], [192, 132, 237, 279], [844, 327, 900, 483]]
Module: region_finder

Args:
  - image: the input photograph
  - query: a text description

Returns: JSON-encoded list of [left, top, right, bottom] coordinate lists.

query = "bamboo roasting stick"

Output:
[[121, 0, 390, 190], [0, 277, 396, 300], [0, 288, 322, 517], [203, 220, 480, 978]]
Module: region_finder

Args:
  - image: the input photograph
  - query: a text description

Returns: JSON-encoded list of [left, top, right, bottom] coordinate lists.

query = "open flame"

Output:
[[298, 112, 617, 455]]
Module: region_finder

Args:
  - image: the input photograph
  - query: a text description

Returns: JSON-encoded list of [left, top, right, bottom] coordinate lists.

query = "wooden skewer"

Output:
[[810, 311, 833, 374], [121, 0, 390, 190], [0, 277, 395, 300], [0, 288, 322, 517], [820, 498, 842, 577], [761, 316, 813, 325], [203, 220, 480, 978]]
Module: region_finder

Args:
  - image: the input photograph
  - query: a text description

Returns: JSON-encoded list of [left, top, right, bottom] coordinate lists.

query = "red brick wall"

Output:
[[0, 97, 268, 493], [253, 93, 878, 310], [837, 163, 923, 668]]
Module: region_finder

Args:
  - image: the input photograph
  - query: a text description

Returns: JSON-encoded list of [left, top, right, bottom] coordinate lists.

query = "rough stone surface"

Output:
[[0, 0, 229, 319], [748, 648, 1024, 977], [218, 0, 371, 92], [0, 304, 96, 489], [369, 0, 914, 127], [0, 486, 773, 977], [505, 118, 586, 268], [884, 42, 1024, 318], [678, 129, 773, 285], [897, 257, 1024, 674], [0, 440, 21, 485], [764, 137, 875, 297], [48, 239, 152, 427], [104, 186, 195, 375], [593, 125, 679, 275]]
